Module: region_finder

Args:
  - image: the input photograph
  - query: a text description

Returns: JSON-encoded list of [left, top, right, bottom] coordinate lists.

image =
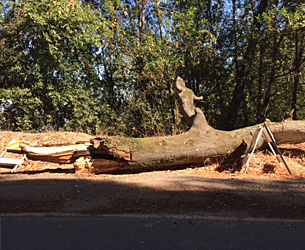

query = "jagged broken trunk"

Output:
[[19, 77, 305, 174], [19, 138, 131, 174]]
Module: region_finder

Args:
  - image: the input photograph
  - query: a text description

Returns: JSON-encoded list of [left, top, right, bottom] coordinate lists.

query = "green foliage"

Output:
[[0, 0, 108, 133], [0, 87, 42, 131], [1, 0, 304, 135]]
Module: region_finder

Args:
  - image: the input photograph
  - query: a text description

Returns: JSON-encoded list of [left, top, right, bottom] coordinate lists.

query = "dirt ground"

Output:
[[1, 131, 305, 218], [1, 131, 305, 180]]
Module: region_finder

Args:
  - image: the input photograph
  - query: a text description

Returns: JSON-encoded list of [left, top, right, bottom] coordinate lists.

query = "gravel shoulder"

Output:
[[1, 171, 305, 219]]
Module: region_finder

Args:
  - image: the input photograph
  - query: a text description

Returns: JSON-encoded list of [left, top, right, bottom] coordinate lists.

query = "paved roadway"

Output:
[[1, 172, 305, 249], [2, 215, 305, 250]]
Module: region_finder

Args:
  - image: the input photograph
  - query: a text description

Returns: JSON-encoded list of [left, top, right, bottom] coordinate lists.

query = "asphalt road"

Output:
[[1, 173, 305, 249], [2, 215, 305, 250]]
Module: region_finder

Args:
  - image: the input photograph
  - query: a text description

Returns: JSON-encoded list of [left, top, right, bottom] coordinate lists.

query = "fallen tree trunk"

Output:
[[104, 112, 305, 170], [98, 77, 305, 172], [19, 77, 305, 174]]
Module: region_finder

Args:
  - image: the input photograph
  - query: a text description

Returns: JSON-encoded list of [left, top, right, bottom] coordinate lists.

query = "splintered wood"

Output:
[[19, 138, 131, 173]]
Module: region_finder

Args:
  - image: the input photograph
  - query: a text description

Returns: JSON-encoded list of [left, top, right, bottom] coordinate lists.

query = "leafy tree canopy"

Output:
[[1, 0, 304, 135]]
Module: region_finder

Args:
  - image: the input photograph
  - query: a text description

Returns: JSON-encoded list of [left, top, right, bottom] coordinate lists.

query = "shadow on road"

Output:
[[1, 172, 305, 219]]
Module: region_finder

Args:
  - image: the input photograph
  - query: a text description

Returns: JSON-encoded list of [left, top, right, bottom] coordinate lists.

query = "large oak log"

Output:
[[18, 77, 305, 174], [97, 77, 305, 172], [104, 112, 305, 170]]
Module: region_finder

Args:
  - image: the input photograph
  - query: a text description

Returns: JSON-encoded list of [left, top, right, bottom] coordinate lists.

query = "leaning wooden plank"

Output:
[[25, 150, 76, 164], [0, 158, 24, 166], [19, 143, 89, 163], [19, 143, 88, 155]]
